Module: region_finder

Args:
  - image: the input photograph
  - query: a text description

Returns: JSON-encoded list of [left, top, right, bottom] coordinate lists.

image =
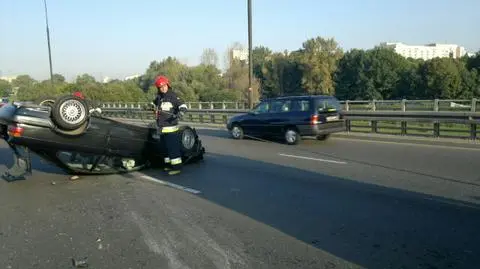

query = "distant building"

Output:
[[231, 48, 249, 63], [124, 74, 141, 81], [379, 42, 468, 60], [0, 75, 18, 83]]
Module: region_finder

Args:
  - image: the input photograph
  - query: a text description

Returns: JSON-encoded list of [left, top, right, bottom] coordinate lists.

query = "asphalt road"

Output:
[[0, 128, 479, 269]]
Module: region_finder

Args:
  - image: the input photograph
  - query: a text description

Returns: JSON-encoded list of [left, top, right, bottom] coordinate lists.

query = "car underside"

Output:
[[0, 94, 205, 181]]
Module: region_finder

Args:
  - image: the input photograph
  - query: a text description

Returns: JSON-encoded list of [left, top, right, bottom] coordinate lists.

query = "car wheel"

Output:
[[284, 128, 300, 145], [231, 124, 244, 139], [51, 95, 89, 131], [35, 96, 56, 107], [179, 126, 197, 153]]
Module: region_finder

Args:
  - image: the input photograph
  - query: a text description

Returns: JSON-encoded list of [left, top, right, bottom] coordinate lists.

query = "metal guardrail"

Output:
[[100, 108, 480, 140], [98, 98, 479, 112]]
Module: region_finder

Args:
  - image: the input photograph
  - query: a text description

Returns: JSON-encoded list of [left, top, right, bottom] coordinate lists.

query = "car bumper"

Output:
[[298, 120, 346, 136]]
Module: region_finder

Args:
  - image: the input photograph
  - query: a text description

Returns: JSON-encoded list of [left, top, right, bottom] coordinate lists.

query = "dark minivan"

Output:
[[226, 95, 345, 145], [227, 95, 345, 145]]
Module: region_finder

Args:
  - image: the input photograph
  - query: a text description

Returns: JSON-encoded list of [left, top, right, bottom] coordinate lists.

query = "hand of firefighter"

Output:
[[178, 107, 187, 118]]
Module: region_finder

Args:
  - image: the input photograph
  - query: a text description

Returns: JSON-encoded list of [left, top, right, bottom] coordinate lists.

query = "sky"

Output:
[[1, 0, 479, 82]]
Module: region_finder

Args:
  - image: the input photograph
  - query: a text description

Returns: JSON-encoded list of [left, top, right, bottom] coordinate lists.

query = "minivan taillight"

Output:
[[7, 125, 24, 137], [310, 114, 319, 125]]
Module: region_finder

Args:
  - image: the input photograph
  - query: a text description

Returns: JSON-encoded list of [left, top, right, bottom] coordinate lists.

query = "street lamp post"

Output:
[[247, 0, 253, 109], [43, 0, 54, 88]]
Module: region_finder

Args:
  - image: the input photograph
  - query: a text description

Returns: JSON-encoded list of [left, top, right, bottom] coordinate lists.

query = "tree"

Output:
[[334, 49, 374, 100], [200, 48, 219, 67], [0, 79, 11, 97], [75, 74, 96, 85], [417, 58, 464, 99], [296, 36, 344, 95]]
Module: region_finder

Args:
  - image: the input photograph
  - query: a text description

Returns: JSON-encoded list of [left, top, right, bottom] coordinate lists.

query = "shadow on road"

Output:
[[141, 152, 480, 269], [195, 128, 320, 144]]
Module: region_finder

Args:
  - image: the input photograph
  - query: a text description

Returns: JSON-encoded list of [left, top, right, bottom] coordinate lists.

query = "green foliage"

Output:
[[0, 79, 11, 97], [9, 39, 480, 103]]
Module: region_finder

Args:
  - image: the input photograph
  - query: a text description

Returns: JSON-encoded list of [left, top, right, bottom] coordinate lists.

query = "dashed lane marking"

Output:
[[278, 153, 347, 164]]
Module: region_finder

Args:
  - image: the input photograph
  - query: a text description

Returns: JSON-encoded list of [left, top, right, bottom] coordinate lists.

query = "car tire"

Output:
[[179, 126, 198, 153], [51, 95, 89, 131], [230, 124, 244, 140], [35, 96, 56, 108], [284, 127, 300, 145]]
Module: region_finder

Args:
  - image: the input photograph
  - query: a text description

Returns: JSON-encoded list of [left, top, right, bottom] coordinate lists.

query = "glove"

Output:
[[178, 107, 187, 118]]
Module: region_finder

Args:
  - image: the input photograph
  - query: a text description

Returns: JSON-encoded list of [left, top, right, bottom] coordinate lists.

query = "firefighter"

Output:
[[153, 75, 188, 175]]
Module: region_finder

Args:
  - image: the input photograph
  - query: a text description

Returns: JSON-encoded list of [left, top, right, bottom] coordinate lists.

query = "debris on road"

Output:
[[71, 257, 88, 268], [70, 176, 80, 181]]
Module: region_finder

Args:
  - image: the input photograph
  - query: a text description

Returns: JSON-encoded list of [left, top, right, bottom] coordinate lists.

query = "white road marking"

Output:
[[139, 174, 202, 194], [278, 153, 347, 164]]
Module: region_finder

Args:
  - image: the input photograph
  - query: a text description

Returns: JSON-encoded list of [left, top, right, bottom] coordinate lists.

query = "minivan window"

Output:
[[317, 98, 341, 113], [290, 99, 311, 112], [252, 101, 270, 113], [270, 100, 291, 113]]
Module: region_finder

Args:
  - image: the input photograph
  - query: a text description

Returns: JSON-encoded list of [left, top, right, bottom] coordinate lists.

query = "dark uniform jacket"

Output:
[[153, 90, 187, 127]]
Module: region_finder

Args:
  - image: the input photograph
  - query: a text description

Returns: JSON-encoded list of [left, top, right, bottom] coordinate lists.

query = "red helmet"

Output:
[[154, 75, 170, 88]]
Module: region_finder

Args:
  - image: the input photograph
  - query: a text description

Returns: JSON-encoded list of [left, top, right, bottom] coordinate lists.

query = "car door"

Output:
[[241, 100, 270, 135], [263, 99, 292, 136], [316, 97, 343, 128]]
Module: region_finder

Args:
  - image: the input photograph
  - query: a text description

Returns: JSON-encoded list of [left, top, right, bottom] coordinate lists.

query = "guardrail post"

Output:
[[210, 102, 214, 110], [433, 122, 440, 137], [223, 115, 228, 124], [371, 100, 376, 111], [222, 102, 227, 110], [401, 99, 406, 112], [345, 120, 351, 132], [344, 100, 350, 111], [210, 114, 215, 123], [434, 99, 439, 112], [371, 121, 378, 133], [401, 122, 407, 135], [472, 98, 477, 112], [470, 124, 477, 140]]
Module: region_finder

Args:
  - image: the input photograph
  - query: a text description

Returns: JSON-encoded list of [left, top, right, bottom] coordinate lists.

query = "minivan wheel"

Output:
[[231, 124, 244, 140], [285, 128, 300, 145]]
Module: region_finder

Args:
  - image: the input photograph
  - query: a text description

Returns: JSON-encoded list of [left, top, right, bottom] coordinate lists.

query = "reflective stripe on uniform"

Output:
[[170, 157, 182, 165], [161, 126, 179, 133]]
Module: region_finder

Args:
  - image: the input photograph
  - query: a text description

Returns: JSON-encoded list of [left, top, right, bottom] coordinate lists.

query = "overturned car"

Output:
[[0, 94, 205, 181]]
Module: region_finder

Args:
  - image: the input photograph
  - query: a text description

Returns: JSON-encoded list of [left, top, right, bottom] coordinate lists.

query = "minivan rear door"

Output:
[[316, 97, 343, 126]]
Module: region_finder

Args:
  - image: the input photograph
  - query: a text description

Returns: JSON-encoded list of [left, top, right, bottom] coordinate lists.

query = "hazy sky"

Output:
[[1, 0, 479, 82]]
